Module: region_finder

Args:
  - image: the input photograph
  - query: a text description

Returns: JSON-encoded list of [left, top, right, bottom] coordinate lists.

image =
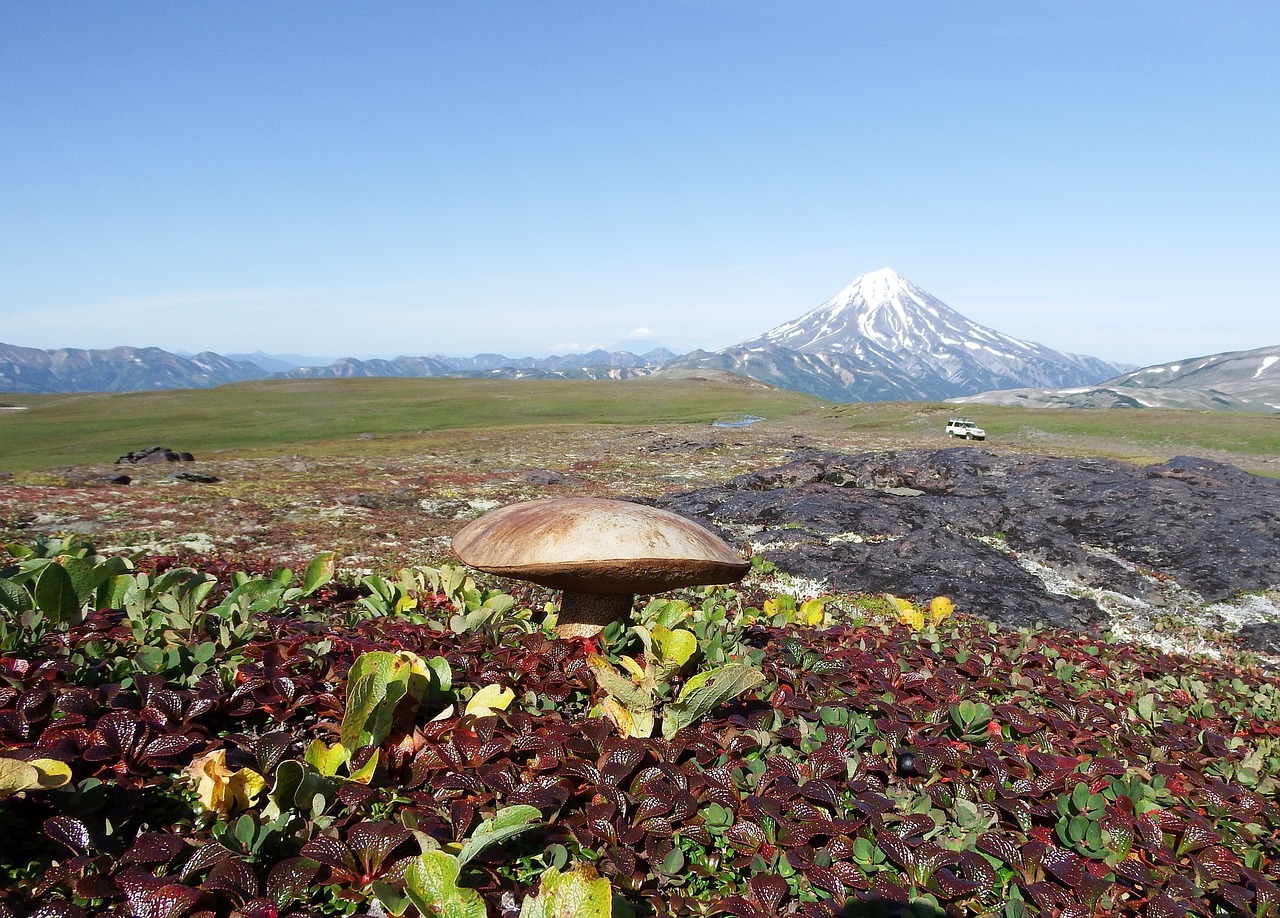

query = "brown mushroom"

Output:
[[451, 497, 750, 639]]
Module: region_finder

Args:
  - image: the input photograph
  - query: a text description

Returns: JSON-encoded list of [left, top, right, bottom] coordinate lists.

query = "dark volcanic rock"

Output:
[[658, 448, 1280, 640], [642, 436, 717, 454], [169, 471, 220, 484], [62, 469, 132, 486], [117, 446, 195, 464], [337, 487, 421, 510], [513, 469, 577, 487], [1237, 622, 1280, 654]]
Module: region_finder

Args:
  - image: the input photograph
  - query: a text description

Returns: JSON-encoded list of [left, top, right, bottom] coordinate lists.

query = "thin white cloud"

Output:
[[544, 341, 607, 354]]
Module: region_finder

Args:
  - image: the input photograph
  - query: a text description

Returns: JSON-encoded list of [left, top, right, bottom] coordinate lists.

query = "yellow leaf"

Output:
[[465, 684, 515, 718], [0, 757, 71, 795], [800, 599, 826, 626], [348, 749, 380, 785], [886, 594, 915, 613], [32, 758, 72, 789], [928, 596, 954, 625], [184, 749, 265, 816], [653, 626, 697, 668], [898, 607, 925, 632], [0, 759, 41, 796], [394, 594, 418, 613], [305, 739, 349, 777], [618, 656, 647, 682], [227, 766, 266, 811], [599, 697, 639, 738]]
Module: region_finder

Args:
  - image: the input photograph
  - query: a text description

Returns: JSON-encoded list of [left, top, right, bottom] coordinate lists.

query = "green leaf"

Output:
[[587, 655, 652, 711], [218, 578, 286, 614], [370, 881, 412, 917], [663, 663, 766, 738], [518, 863, 613, 918], [233, 813, 257, 847], [653, 599, 692, 631], [404, 851, 487, 918], [426, 655, 453, 696], [1071, 781, 1090, 811], [702, 802, 732, 828], [97, 573, 134, 611], [456, 804, 543, 869], [180, 574, 218, 613], [660, 847, 685, 875], [152, 566, 199, 595], [0, 579, 33, 615], [340, 651, 413, 752], [1085, 819, 1104, 851], [58, 557, 99, 606], [4, 542, 34, 560], [34, 562, 81, 625], [301, 552, 337, 596], [91, 555, 132, 596], [264, 760, 313, 819], [133, 646, 166, 674]]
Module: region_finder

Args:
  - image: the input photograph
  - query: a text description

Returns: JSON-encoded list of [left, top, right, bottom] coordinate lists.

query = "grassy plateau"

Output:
[[2, 377, 1277, 475]]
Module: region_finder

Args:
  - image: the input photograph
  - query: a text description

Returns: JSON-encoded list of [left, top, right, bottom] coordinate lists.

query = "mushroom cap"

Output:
[[451, 497, 749, 595]]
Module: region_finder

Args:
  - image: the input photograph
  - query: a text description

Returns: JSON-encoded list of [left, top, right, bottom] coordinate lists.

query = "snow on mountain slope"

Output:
[[1107, 344, 1280, 404], [673, 268, 1127, 402], [751, 267, 1033, 355], [950, 344, 1280, 414]]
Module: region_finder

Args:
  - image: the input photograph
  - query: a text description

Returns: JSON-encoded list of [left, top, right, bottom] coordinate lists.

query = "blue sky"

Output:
[[3, 2, 1277, 366]]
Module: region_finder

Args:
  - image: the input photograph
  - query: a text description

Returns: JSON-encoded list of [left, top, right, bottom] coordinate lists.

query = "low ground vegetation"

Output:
[[4, 383, 1280, 914], [2, 539, 1279, 917]]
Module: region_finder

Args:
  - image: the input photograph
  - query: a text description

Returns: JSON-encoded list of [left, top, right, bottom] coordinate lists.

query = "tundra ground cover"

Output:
[[3, 382, 1280, 914], [2, 540, 1279, 917]]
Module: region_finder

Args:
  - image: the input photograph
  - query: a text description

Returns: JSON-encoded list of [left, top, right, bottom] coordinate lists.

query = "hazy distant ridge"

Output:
[[0, 342, 682, 393]]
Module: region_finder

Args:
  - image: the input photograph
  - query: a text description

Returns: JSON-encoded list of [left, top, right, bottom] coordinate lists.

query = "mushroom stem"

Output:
[[555, 592, 634, 640]]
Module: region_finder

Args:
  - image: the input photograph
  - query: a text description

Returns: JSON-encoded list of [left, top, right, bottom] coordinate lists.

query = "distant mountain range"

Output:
[[7, 269, 1271, 413], [277, 348, 682, 381], [0, 343, 266, 394], [0, 341, 680, 394], [950, 344, 1280, 414]]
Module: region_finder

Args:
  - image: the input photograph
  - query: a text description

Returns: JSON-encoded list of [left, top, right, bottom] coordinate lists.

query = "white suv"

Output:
[[946, 418, 986, 440]]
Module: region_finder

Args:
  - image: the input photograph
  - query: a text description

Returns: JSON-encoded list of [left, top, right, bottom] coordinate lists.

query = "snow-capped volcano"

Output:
[[670, 268, 1127, 402], [749, 267, 1034, 358]]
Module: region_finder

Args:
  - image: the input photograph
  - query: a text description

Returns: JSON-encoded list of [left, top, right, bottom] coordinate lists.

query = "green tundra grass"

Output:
[[0, 376, 822, 470], [825, 400, 1280, 469], [2, 376, 1278, 474]]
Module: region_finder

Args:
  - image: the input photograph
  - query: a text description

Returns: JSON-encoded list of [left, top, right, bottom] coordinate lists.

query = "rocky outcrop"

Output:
[[658, 448, 1280, 646], [116, 446, 195, 464]]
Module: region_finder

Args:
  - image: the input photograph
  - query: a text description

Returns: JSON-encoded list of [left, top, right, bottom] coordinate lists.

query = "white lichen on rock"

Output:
[[972, 535, 1279, 659]]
